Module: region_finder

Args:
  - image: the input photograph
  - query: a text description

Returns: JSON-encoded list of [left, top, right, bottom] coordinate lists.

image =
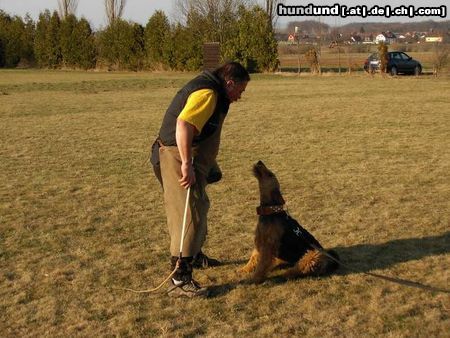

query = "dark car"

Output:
[[364, 51, 422, 75]]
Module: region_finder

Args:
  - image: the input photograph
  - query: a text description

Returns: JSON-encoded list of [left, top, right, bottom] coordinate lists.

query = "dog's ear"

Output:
[[271, 189, 285, 205]]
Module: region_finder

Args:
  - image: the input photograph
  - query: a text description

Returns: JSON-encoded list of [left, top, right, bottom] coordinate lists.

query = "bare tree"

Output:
[[175, 0, 249, 42], [58, 0, 78, 18], [265, 0, 284, 28], [175, 0, 248, 22], [432, 43, 449, 77], [105, 0, 127, 25]]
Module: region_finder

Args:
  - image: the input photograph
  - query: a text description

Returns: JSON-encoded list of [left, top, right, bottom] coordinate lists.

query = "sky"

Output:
[[0, 0, 448, 30]]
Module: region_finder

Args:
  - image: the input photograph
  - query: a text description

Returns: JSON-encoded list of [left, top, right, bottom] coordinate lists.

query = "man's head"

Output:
[[213, 62, 250, 103]]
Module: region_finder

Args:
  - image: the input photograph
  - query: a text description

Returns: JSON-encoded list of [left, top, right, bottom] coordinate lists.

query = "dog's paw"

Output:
[[251, 277, 266, 284]]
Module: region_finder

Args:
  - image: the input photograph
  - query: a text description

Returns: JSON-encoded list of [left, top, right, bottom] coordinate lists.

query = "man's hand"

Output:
[[179, 161, 196, 189], [206, 163, 222, 184], [175, 118, 197, 189]]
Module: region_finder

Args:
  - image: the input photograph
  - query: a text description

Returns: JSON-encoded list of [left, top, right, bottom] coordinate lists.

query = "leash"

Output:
[[281, 206, 449, 294], [306, 233, 450, 294], [112, 184, 192, 294]]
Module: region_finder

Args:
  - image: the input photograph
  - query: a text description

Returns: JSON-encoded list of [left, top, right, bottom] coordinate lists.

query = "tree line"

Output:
[[0, 4, 279, 72]]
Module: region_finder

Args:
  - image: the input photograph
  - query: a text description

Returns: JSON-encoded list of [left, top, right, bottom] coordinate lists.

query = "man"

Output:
[[151, 62, 250, 297]]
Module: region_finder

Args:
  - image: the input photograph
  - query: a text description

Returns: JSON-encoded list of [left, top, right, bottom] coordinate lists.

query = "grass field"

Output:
[[0, 69, 449, 337]]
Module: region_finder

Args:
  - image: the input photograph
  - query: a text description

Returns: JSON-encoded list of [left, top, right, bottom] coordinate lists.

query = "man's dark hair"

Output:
[[213, 62, 250, 84]]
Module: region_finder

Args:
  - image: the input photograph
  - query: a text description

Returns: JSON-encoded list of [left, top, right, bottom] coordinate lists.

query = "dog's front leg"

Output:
[[238, 249, 259, 274], [252, 246, 274, 283]]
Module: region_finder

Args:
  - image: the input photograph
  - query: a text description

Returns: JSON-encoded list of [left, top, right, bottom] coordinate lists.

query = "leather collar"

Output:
[[256, 204, 285, 216]]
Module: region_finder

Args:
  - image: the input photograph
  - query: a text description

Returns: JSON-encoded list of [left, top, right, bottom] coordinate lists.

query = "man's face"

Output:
[[225, 80, 248, 103]]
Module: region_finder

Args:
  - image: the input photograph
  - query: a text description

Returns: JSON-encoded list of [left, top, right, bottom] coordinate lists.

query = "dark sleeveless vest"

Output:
[[158, 71, 230, 146]]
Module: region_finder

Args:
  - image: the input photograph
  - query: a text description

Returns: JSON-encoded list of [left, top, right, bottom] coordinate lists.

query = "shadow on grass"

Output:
[[331, 231, 450, 276], [208, 232, 450, 297]]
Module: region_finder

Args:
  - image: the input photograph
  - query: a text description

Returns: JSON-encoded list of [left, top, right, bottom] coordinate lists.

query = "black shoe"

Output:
[[192, 251, 221, 268], [167, 278, 209, 298]]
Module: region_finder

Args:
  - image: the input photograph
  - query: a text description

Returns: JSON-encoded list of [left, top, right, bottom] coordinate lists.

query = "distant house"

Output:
[[362, 34, 375, 44], [375, 31, 396, 44]]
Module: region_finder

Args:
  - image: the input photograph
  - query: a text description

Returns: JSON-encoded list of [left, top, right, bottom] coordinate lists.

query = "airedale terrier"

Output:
[[239, 161, 339, 283]]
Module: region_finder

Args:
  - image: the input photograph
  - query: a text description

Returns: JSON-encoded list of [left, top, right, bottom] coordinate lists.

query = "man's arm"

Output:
[[176, 118, 197, 189]]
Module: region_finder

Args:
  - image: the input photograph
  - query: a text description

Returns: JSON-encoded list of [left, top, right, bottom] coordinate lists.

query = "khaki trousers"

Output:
[[159, 145, 210, 257]]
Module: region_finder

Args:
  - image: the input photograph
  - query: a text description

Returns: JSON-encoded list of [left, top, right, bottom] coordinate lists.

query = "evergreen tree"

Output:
[[223, 5, 278, 72], [0, 34, 4, 67], [98, 19, 144, 70], [166, 22, 202, 71], [59, 14, 78, 67], [0, 11, 11, 67], [47, 11, 62, 68], [144, 10, 170, 69], [129, 22, 145, 70], [34, 10, 51, 67], [74, 18, 96, 69], [59, 14, 96, 69], [21, 14, 35, 65], [34, 10, 62, 68], [0, 11, 33, 67], [8, 16, 25, 66]]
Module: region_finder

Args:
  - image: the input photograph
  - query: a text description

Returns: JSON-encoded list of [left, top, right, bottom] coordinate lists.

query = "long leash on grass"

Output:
[[110, 185, 192, 294], [305, 234, 450, 294]]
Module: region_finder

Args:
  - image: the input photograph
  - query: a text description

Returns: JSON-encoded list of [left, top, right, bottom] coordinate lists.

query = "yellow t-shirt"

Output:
[[178, 89, 217, 133]]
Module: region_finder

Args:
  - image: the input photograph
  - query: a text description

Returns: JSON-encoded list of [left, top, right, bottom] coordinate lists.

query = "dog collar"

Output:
[[256, 205, 285, 216]]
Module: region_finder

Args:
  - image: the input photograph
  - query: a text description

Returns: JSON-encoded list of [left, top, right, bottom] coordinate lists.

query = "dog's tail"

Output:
[[288, 249, 339, 278]]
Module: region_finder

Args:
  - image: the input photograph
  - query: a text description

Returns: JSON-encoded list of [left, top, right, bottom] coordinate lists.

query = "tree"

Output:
[[0, 11, 35, 68], [305, 47, 320, 74], [105, 0, 127, 25], [21, 14, 35, 65], [144, 10, 170, 69], [0, 38, 4, 67], [59, 14, 78, 67], [377, 42, 388, 74], [432, 43, 449, 77], [98, 19, 144, 70], [0, 12, 22, 67], [59, 14, 95, 69], [34, 10, 51, 67], [175, 0, 246, 44], [34, 10, 62, 68], [223, 5, 278, 72], [46, 11, 62, 68], [164, 22, 203, 71], [264, 0, 284, 29], [0, 12, 5, 67], [74, 18, 96, 69], [58, 0, 78, 18]]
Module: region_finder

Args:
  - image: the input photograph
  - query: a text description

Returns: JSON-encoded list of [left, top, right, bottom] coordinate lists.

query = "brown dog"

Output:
[[239, 161, 339, 283]]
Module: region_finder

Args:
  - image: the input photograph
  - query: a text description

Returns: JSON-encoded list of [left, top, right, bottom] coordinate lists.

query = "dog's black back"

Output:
[[277, 214, 323, 263]]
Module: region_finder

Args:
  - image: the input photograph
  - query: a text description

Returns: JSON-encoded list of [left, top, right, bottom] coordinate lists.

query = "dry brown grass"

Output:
[[0, 70, 449, 337]]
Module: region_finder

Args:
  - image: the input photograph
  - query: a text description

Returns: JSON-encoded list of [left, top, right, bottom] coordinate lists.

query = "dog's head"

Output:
[[253, 160, 285, 206]]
